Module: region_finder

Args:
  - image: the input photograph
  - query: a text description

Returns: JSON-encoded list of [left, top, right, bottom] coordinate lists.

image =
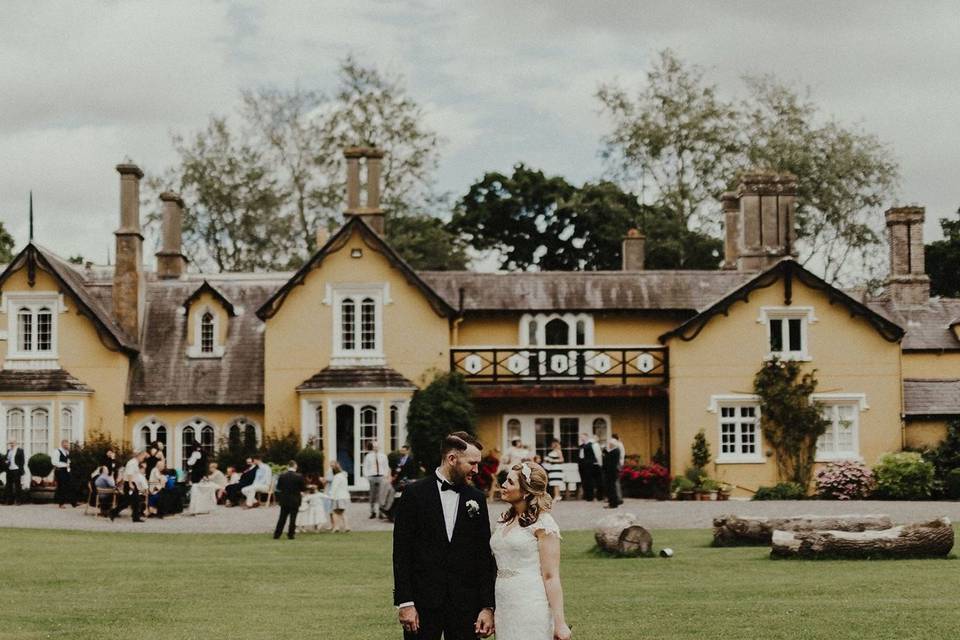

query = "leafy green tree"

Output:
[[150, 57, 446, 271], [406, 373, 476, 471], [925, 209, 960, 297], [67, 255, 85, 265], [0, 222, 14, 263], [450, 165, 720, 270], [386, 214, 467, 270], [597, 50, 900, 283]]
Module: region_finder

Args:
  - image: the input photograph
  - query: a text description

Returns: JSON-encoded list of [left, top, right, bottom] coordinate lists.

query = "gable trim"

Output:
[[658, 260, 904, 345], [184, 280, 237, 316]]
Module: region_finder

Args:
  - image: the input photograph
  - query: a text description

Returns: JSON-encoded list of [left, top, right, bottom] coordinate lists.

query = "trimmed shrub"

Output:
[[691, 430, 711, 469], [295, 447, 324, 482], [407, 372, 476, 471], [873, 452, 935, 500], [753, 482, 806, 500], [27, 453, 53, 479], [815, 461, 876, 500], [261, 429, 300, 465], [927, 420, 960, 497]]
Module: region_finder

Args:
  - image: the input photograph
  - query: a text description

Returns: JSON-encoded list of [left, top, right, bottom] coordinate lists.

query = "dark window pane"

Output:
[[770, 319, 783, 352], [788, 318, 803, 352], [535, 418, 554, 459], [544, 319, 568, 345]]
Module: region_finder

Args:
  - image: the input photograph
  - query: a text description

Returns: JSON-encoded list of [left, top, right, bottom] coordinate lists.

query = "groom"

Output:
[[393, 431, 496, 639]]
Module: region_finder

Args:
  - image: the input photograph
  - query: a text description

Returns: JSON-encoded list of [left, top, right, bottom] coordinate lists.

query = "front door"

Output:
[[335, 405, 356, 485]]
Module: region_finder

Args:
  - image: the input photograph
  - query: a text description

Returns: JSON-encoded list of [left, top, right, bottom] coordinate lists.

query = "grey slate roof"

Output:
[[126, 276, 283, 406], [297, 366, 416, 390], [867, 299, 960, 351], [903, 379, 960, 416], [0, 369, 93, 393], [418, 270, 754, 312]]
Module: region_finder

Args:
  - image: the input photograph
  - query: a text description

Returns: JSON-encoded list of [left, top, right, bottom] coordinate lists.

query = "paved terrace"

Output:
[[1, 499, 959, 535]]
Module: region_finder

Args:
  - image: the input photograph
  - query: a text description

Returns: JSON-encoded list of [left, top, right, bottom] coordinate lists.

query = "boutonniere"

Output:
[[465, 499, 480, 518]]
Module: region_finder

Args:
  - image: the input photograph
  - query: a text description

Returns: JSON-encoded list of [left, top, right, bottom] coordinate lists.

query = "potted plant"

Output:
[[717, 482, 733, 501], [671, 475, 695, 500], [699, 478, 720, 501]]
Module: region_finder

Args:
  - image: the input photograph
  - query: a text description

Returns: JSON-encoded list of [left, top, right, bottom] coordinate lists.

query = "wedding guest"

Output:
[[186, 444, 206, 484], [226, 458, 255, 506], [362, 441, 389, 520], [148, 460, 167, 517], [242, 456, 272, 508], [327, 461, 351, 533], [53, 440, 77, 508], [144, 445, 161, 479], [577, 433, 601, 501], [206, 462, 228, 498], [500, 439, 527, 471], [393, 445, 416, 489], [94, 466, 117, 516], [544, 439, 565, 502], [299, 485, 329, 532], [102, 448, 119, 480], [111, 457, 147, 522], [4, 440, 25, 505], [602, 437, 624, 509], [274, 460, 306, 540]]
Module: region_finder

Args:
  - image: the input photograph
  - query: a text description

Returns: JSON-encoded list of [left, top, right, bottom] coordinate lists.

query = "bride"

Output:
[[490, 462, 572, 640]]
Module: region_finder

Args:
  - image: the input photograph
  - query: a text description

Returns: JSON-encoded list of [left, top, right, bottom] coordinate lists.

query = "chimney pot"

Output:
[[885, 206, 929, 306], [156, 191, 188, 279]]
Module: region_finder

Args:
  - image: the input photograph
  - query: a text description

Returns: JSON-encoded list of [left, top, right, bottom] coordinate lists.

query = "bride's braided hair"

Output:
[[500, 462, 553, 527]]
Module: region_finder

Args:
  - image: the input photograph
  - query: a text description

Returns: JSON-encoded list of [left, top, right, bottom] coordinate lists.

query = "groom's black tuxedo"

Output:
[[393, 474, 496, 637]]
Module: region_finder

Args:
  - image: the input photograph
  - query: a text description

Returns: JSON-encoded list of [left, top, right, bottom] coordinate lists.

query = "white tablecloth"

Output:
[[187, 482, 218, 515]]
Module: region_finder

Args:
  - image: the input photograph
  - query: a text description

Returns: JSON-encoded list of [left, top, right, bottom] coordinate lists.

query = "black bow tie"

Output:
[[440, 480, 462, 493]]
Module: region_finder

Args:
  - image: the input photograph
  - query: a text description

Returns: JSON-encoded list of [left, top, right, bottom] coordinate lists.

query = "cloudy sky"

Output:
[[1, 1, 958, 269]]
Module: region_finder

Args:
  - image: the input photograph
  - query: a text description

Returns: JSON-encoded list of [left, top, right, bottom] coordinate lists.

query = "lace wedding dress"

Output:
[[490, 512, 561, 640]]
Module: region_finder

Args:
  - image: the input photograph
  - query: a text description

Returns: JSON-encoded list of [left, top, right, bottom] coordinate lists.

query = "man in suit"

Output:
[[577, 432, 601, 501], [393, 431, 496, 640], [274, 460, 306, 540], [4, 440, 25, 505], [53, 440, 78, 508], [226, 457, 256, 506], [602, 436, 624, 509]]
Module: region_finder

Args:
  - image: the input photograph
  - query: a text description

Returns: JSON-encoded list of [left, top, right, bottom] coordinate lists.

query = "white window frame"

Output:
[[225, 417, 261, 448], [388, 401, 409, 452], [502, 414, 609, 462], [3, 293, 64, 366], [174, 417, 217, 471], [709, 395, 765, 464], [0, 400, 54, 467], [59, 401, 84, 445], [813, 393, 867, 462], [757, 306, 816, 361], [187, 304, 225, 358], [330, 284, 387, 366], [134, 417, 169, 451], [519, 313, 594, 347], [326, 398, 386, 489]]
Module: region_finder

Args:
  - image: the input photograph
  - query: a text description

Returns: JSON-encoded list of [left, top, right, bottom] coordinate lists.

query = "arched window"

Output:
[[359, 405, 378, 457], [31, 408, 49, 456], [17, 308, 32, 351], [527, 319, 538, 346], [155, 425, 167, 447], [592, 417, 608, 443], [314, 405, 324, 449], [6, 409, 24, 446], [61, 408, 74, 444], [140, 424, 152, 450], [200, 312, 215, 354], [389, 404, 399, 452], [544, 318, 570, 345], [226, 418, 260, 452], [575, 319, 586, 346], [201, 425, 216, 459], [37, 307, 53, 351], [360, 298, 376, 350], [181, 426, 196, 470], [506, 418, 522, 443], [341, 297, 355, 350]]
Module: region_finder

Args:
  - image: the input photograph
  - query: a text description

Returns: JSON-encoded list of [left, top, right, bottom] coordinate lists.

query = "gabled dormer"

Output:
[[183, 280, 236, 358]]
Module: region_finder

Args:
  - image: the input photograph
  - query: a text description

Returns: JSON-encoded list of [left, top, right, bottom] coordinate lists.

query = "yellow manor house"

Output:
[[2, 148, 958, 495]]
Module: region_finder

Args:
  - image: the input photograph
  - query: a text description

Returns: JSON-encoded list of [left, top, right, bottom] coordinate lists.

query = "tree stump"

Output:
[[771, 517, 955, 559], [594, 513, 653, 556], [712, 514, 893, 546]]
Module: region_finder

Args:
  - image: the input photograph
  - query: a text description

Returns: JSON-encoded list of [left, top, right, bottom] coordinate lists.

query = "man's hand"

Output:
[[474, 608, 495, 638], [398, 605, 419, 634]]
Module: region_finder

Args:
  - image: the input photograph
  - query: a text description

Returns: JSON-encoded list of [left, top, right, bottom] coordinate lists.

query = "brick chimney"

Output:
[[343, 146, 385, 234], [621, 228, 645, 271], [155, 192, 188, 279], [113, 163, 145, 339], [885, 206, 930, 306], [721, 191, 739, 270], [733, 171, 798, 271]]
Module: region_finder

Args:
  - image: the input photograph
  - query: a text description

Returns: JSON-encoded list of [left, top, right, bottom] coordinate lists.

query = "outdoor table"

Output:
[[187, 481, 217, 515]]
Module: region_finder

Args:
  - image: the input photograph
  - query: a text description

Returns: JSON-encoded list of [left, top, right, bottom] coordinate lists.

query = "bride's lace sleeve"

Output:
[[532, 513, 562, 540]]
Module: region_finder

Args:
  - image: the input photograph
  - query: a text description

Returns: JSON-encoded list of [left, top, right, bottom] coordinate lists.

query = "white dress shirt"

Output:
[[435, 469, 460, 542], [362, 451, 390, 477], [7, 448, 20, 471], [123, 458, 139, 480], [54, 448, 69, 469]]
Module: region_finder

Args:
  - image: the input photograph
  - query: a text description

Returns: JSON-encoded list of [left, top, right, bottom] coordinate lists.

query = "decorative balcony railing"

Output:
[[450, 346, 668, 384]]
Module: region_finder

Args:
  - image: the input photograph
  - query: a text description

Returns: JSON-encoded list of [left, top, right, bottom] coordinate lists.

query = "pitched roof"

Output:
[[184, 280, 237, 316], [658, 259, 905, 344], [866, 299, 960, 351], [126, 277, 282, 407], [903, 379, 960, 417], [0, 243, 138, 354], [296, 366, 416, 390], [0, 368, 93, 393], [257, 216, 455, 321], [418, 270, 753, 313]]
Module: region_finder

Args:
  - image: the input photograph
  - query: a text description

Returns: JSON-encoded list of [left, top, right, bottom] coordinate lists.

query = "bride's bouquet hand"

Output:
[[554, 622, 572, 640]]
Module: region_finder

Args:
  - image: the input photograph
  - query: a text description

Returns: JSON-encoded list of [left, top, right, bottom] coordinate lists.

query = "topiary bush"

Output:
[[873, 452, 935, 500], [295, 447, 324, 482], [753, 482, 806, 500], [815, 461, 876, 500], [260, 429, 300, 465], [27, 453, 53, 479], [407, 372, 476, 471]]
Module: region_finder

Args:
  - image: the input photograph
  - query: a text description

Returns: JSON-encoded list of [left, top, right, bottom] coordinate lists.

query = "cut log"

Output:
[[771, 517, 955, 559], [712, 514, 893, 547], [594, 513, 653, 556]]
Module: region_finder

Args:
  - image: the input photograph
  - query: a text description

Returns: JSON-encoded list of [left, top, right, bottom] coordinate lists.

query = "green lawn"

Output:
[[0, 527, 957, 640]]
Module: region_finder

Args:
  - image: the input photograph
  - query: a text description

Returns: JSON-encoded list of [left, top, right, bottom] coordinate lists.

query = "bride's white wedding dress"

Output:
[[490, 512, 561, 640]]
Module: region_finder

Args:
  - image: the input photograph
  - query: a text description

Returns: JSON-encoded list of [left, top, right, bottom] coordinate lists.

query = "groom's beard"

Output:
[[448, 467, 473, 487]]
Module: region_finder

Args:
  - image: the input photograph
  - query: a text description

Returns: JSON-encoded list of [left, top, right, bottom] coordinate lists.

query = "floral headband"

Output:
[[520, 462, 533, 483]]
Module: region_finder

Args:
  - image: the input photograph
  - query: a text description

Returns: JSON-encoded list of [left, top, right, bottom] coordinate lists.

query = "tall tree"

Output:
[[597, 50, 900, 283], [925, 209, 960, 297], [450, 165, 720, 270], [0, 222, 15, 263], [149, 57, 449, 271]]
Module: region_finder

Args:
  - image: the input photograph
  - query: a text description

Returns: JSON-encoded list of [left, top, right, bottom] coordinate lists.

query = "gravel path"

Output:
[[2, 498, 958, 535]]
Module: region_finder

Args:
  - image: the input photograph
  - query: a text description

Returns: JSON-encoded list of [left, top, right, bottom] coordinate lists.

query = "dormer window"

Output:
[[18, 306, 53, 352], [184, 281, 235, 359], [200, 312, 215, 354], [5, 293, 61, 363]]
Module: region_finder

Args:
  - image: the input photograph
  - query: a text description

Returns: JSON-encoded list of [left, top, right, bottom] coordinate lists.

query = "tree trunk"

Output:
[[712, 514, 894, 547], [594, 513, 653, 556], [771, 517, 955, 559]]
